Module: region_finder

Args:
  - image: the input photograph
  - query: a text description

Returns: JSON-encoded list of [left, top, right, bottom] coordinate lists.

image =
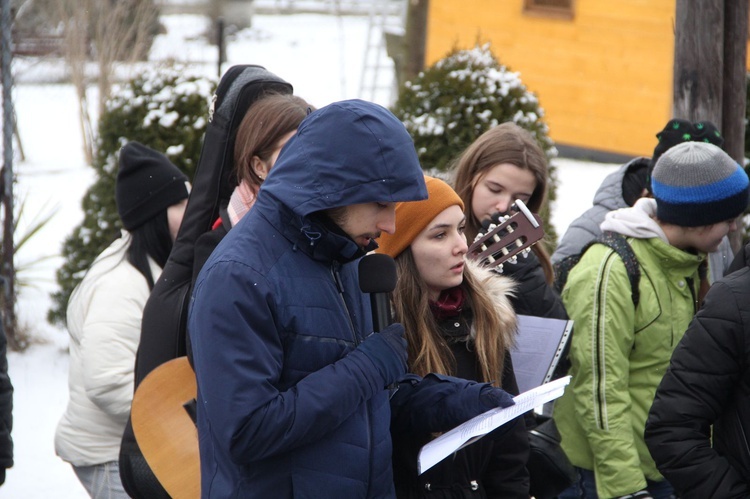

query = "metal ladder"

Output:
[[358, 0, 407, 105]]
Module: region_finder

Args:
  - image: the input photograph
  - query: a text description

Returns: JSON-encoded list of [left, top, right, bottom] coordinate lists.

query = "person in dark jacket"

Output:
[[451, 121, 566, 322], [377, 176, 529, 498], [645, 266, 750, 498], [188, 100, 519, 498]]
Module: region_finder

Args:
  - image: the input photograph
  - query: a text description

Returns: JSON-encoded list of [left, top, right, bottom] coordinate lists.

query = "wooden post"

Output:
[[673, 0, 724, 123], [674, 0, 748, 253], [722, 0, 749, 253], [721, 0, 748, 165]]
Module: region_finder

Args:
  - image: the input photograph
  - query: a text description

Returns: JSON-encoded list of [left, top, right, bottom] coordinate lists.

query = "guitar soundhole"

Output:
[[183, 398, 198, 426]]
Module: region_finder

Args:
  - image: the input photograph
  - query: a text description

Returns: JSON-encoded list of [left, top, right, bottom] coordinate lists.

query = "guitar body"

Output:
[[131, 356, 200, 499]]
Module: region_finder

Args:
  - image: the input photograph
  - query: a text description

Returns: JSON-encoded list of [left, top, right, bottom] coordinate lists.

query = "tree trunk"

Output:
[[1, 0, 17, 350], [673, 0, 724, 123], [674, 0, 748, 254], [403, 0, 429, 85], [722, 0, 748, 254]]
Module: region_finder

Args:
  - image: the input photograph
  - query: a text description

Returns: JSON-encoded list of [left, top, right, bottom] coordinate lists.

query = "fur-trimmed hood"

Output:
[[465, 258, 519, 351]]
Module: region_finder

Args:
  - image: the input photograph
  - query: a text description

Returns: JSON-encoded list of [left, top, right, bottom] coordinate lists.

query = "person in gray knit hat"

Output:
[[55, 142, 190, 498], [554, 140, 750, 499], [553, 120, 735, 284]]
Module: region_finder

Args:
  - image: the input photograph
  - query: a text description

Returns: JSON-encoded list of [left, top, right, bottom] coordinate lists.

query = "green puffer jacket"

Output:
[[554, 230, 703, 498]]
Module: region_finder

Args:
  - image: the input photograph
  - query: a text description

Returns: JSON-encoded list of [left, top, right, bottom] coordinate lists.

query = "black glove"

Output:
[[479, 385, 516, 409], [615, 490, 653, 499], [356, 323, 407, 388]]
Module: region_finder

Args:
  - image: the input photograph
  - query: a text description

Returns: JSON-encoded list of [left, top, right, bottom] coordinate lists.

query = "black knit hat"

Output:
[[647, 119, 724, 194], [116, 142, 189, 231]]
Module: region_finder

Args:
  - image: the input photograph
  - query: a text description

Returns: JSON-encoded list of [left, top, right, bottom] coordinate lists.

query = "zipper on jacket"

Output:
[[735, 412, 750, 464], [331, 262, 360, 346], [331, 262, 376, 494], [685, 276, 698, 312]]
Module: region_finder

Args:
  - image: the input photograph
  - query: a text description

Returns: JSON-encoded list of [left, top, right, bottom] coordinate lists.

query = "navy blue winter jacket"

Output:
[[188, 100, 429, 498]]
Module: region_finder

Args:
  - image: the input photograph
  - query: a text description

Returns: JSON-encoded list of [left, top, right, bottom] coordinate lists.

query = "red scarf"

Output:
[[429, 286, 465, 320]]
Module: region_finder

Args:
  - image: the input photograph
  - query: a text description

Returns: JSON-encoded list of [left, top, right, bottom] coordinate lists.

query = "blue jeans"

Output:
[[557, 467, 675, 499], [73, 461, 129, 499]]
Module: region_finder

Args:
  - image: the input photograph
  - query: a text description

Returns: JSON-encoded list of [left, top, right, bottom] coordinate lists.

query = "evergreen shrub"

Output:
[[392, 43, 559, 245], [48, 65, 215, 325]]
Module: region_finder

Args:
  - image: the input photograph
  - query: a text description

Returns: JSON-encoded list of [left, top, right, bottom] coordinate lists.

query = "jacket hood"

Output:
[[592, 157, 650, 211], [257, 99, 428, 218], [601, 197, 668, 243], [464, 259, 517, 348]]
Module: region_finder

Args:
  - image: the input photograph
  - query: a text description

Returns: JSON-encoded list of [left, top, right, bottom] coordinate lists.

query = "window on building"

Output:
[[523, 0, 574, 19]]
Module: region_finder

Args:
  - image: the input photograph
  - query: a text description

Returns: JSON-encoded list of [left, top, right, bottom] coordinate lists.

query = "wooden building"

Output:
[[424, 0, 745, 159]]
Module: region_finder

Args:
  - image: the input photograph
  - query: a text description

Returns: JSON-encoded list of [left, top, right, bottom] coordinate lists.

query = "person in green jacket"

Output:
[[554, 141, 750, 499]]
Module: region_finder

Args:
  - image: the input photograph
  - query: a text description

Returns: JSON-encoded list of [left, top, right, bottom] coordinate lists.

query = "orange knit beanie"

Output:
[[375, 176, 464, 259]]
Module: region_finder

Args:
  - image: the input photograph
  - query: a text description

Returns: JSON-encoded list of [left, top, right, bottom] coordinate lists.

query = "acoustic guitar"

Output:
[[131, 356, 200, 499], [130, 201, 545, 498]]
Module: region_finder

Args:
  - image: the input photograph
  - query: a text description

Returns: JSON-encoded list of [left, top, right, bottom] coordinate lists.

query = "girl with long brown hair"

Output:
[[377, 176, 529, 498], [452, 122, 566, 321]]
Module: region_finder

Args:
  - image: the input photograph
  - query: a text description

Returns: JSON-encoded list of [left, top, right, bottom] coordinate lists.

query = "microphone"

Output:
[[358, 254, 397, 332]]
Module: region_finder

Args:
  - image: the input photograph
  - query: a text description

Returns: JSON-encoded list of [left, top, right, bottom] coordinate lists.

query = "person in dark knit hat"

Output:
[[647, 119, 724, 195], [377, 176, 528, 498], [116, 141, 190, 234], [554, 140, 750, 499], [55, 142, 190, 499], [553, 118, 733, 283]]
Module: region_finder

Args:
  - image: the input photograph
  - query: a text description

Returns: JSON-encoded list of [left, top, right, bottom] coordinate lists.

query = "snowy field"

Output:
[[2, 10, 618, 498]]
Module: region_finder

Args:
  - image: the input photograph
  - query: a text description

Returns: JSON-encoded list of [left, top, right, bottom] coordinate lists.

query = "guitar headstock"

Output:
[[467, 200, 545, 270]]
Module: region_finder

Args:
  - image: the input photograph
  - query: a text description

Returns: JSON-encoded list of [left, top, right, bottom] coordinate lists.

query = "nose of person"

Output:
[[453, 233, 469, 256], [494, 194, 513, 215], [378, 206, 396, 235]]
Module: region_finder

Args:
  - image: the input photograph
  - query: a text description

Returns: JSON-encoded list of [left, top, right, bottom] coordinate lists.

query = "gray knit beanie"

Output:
[[651, 141, 749, 227]]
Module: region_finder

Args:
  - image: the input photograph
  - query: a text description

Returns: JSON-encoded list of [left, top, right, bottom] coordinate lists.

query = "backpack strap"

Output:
[[553, 232, 641, 307], [592, 231, 640, 307]]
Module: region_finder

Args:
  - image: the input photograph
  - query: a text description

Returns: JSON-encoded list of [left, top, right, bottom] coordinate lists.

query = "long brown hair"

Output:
[[391, 250, 515, 386], [233, 93, 312, 187], [452, 122, 554, 282]]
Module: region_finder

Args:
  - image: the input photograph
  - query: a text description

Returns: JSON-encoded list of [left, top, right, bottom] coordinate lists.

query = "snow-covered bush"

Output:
[[48, 65, 216, 326], [392, 44, 558, 243], [393, 44, 556, 171]]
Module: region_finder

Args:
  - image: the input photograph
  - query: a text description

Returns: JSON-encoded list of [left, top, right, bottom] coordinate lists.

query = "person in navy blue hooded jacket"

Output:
[[188, 99, 517, 498]]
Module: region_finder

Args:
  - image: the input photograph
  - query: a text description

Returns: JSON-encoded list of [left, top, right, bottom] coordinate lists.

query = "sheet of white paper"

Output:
[[417, 375, 571, 474], [511, 315, 573, 393]]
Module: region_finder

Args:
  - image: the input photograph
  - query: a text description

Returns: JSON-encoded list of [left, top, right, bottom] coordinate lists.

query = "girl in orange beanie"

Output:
[[377, 176, 529, 498]]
